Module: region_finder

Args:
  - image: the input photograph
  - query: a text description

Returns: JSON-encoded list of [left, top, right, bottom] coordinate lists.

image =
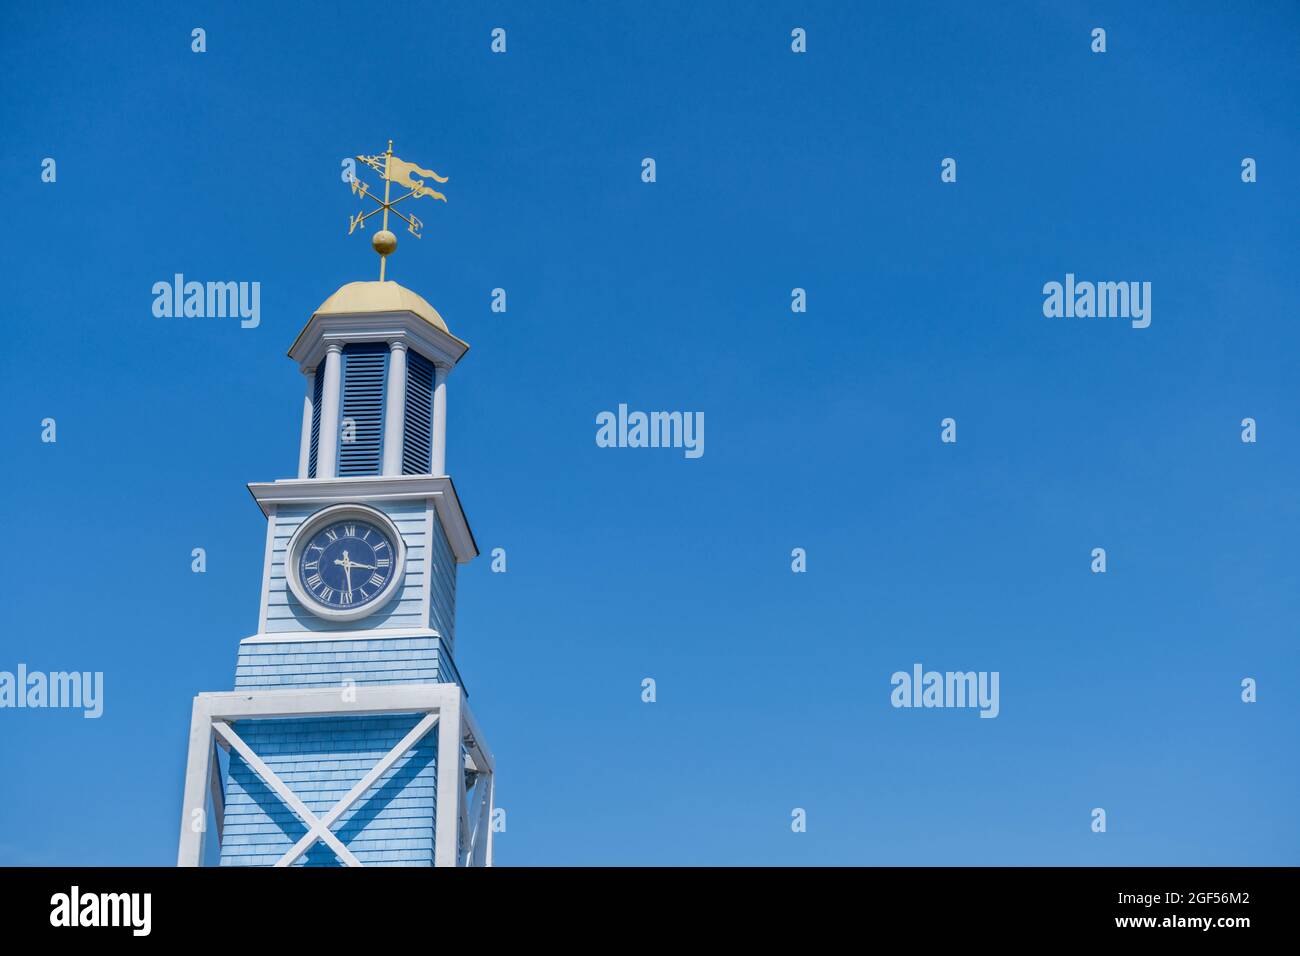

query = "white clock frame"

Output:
[[285, 502, 408, 622]]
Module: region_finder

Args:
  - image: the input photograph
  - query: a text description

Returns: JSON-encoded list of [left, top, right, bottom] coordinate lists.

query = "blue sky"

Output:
[[1, 0, 1298, 865]]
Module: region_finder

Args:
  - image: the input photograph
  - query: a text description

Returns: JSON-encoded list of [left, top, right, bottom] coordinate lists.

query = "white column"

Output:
[[433, 690, 464, 866], [176, 700, 213, 866], [316, 344, 344, 479], [431, 362, 450, 476], [381, 341, 408, 476], [297, 369, 316, 479]]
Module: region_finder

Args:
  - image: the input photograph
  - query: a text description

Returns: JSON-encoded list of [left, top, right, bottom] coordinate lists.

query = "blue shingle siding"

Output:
[[234, 636, 459, 690], [337, 343, 388, 477], [265, 501, 428, 634], [218, 714, 438, 867], [402, 351, 434, 475], [426, 510, 457, 651]]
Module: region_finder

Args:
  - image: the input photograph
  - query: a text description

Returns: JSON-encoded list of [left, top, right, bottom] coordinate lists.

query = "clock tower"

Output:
[[176, 142, 497, 866]]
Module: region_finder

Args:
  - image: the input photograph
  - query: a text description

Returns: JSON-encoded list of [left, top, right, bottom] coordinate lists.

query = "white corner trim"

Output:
[[256, 505, 279, 634], [421, 501, 435, 625]]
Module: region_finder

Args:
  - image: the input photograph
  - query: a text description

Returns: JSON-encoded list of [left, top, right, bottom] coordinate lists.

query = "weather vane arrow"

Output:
[[345, 139, 448, 281]]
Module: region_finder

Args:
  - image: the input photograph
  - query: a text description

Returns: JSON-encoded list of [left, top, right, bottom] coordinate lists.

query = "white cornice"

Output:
[[287, 311, 470, 373], [247, 474, 479, 563], [240, 627, 443, 645]]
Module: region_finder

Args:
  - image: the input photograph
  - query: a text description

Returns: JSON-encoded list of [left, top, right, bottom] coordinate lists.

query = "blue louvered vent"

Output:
[[307, 368, 324, 478], [337, 343, 388, 476], [402, 350, 434, 475]]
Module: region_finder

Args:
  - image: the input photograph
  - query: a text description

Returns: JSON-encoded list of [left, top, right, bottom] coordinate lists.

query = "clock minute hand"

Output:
[[334, 550, 354, 593]]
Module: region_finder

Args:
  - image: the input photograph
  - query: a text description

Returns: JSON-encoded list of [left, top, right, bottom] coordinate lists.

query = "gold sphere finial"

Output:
[[372, 230, 397, 257]]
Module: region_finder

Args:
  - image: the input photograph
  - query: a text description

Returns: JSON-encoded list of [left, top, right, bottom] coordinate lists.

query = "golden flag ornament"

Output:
[[386, 155, 449, 201]]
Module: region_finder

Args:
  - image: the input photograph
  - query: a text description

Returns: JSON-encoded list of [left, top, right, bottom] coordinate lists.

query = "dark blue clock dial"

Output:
[[297, 518, 397, 611]]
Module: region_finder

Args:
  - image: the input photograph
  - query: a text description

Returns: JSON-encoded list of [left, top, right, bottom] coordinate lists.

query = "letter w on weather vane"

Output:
[[346, 139, 449, 280]]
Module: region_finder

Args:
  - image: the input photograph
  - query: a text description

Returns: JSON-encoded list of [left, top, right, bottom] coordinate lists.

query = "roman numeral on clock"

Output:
[[369, 572, 385, 588]]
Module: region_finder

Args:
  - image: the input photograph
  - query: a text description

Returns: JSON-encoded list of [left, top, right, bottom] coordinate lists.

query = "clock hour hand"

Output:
[[334, 551, 376, 572]]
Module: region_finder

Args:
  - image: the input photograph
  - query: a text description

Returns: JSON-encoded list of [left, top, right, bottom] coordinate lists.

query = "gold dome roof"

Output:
[[313, 280, 449, 333]]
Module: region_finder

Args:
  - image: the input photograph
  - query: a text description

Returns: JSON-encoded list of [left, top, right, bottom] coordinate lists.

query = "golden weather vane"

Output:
[[346, 139, 449, 281]]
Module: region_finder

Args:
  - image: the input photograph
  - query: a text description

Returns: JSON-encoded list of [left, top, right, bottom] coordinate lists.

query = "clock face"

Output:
[[296, 517, 398, 612]]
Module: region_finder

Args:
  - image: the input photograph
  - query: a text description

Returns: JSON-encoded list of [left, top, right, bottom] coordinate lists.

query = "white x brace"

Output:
[[177, 683, 494, 867]]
